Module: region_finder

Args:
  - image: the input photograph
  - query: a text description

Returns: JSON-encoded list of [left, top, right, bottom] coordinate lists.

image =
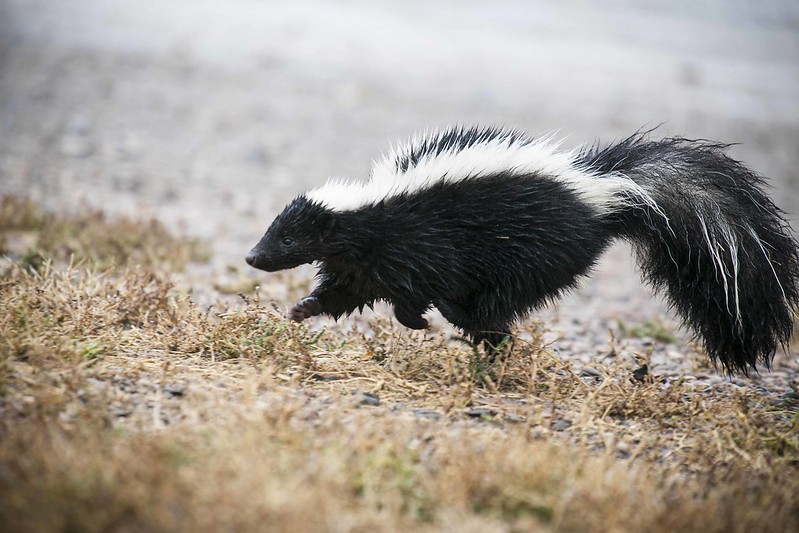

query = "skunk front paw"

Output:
[[289, 296, 322, 322]]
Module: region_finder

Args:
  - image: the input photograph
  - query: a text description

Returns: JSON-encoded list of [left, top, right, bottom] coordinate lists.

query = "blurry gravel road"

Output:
[[2, 0, 799, 379]]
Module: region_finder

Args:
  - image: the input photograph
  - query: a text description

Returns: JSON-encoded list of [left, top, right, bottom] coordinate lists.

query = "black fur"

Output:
[[247, 128, 799, 374], [579, 133, 799, 373], [395, 127, 529, 173]]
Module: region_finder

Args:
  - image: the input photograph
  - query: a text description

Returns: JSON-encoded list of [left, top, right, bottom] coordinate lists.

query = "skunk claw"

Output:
[[289, 296, 322, 322]]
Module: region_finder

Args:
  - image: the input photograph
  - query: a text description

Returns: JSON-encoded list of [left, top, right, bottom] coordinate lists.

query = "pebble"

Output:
[[504, 412, 526, 424], [771, 391, 799, 406], [552, 419, 573, 431], [413, 409, 441, 421], [466, 408, 497, 419], [164, 384, 185, 397], [356, 391, 380, 406], [109, 405, 131, 417], [580, 367, 602, 378], [86, 378, 106, 390]]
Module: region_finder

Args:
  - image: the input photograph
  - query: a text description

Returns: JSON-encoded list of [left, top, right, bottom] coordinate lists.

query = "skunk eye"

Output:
[[281, 236, 295, 246]]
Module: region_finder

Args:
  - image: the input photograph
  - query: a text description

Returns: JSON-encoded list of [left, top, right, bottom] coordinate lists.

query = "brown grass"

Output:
[[1, 194, 797, 532], [0, 195, 209, 271]]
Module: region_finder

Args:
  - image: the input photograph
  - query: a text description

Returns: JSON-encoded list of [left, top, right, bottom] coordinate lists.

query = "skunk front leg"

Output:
[[289, 296, 324, 322], [289, 279, 369, 323]]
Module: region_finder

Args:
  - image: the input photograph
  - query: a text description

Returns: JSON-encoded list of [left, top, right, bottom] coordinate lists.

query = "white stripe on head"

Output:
[[306, 127, 659, 216]]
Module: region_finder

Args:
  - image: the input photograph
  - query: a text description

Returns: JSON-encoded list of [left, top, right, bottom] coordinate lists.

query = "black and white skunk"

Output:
[[246, 126, 799, 374]]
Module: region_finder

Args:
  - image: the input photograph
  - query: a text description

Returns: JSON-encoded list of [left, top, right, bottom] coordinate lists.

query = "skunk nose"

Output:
[[245, 251, 257, 266]]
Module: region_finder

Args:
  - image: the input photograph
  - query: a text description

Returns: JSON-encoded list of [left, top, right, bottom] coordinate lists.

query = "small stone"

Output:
[[164, 384, 185, 397], [310, 373, 343, 382], [580, 367, 601, 378], [466, 408, 497, 419], [771, 391, 799, 406], [413, 409, 441, 421], [356, 391, 380, 406], [552, 419, 573, 431], [109, 405, 131, 417], [667, 350, 685, 360], [504, 412, 525, 423], [86, 378, 105, 390]]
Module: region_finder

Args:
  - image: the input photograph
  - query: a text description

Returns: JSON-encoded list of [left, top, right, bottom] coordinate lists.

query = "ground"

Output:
[[0, 1, 798, 531]]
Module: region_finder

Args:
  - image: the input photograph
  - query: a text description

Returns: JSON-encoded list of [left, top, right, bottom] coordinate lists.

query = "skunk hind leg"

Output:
[[472, 329, 514, 359], [394, 301, 430, 330], [435, 298, 513, 357]]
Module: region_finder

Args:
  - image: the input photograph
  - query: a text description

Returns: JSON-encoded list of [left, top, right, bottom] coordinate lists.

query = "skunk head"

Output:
[[246, 196, 336, 272]]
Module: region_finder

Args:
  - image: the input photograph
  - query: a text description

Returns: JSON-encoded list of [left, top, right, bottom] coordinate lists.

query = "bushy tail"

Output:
[[579, 133, 799, 373]]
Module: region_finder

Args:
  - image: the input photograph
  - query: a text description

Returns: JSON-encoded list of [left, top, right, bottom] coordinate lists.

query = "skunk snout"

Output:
[[245, 250, 258, 266], [246, 248, 271, 270], [245, 247, 285, 272]]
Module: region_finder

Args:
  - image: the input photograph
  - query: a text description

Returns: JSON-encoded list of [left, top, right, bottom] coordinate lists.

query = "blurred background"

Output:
[[1, 0, 798, 342]]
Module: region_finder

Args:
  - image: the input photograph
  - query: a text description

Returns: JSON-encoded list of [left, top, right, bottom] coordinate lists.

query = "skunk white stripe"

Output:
[[748, 226, 789, 308], [306, 128, 661, 216]]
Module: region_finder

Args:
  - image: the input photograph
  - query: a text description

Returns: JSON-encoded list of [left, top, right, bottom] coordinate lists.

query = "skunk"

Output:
[[246, 126, 799, 374]]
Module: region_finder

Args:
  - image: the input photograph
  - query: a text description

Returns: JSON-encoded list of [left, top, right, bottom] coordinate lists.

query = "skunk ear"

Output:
[[320, 214, 337, 240]]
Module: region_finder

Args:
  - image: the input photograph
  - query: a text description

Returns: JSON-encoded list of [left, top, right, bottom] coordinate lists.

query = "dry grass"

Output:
[[1, 194, 797, 532], [0, 195, 209, 271]]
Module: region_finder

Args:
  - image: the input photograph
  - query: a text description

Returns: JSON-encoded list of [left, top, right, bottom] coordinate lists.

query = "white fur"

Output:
[[698, 213, 743, 326], [306, 128, 661, 216]]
